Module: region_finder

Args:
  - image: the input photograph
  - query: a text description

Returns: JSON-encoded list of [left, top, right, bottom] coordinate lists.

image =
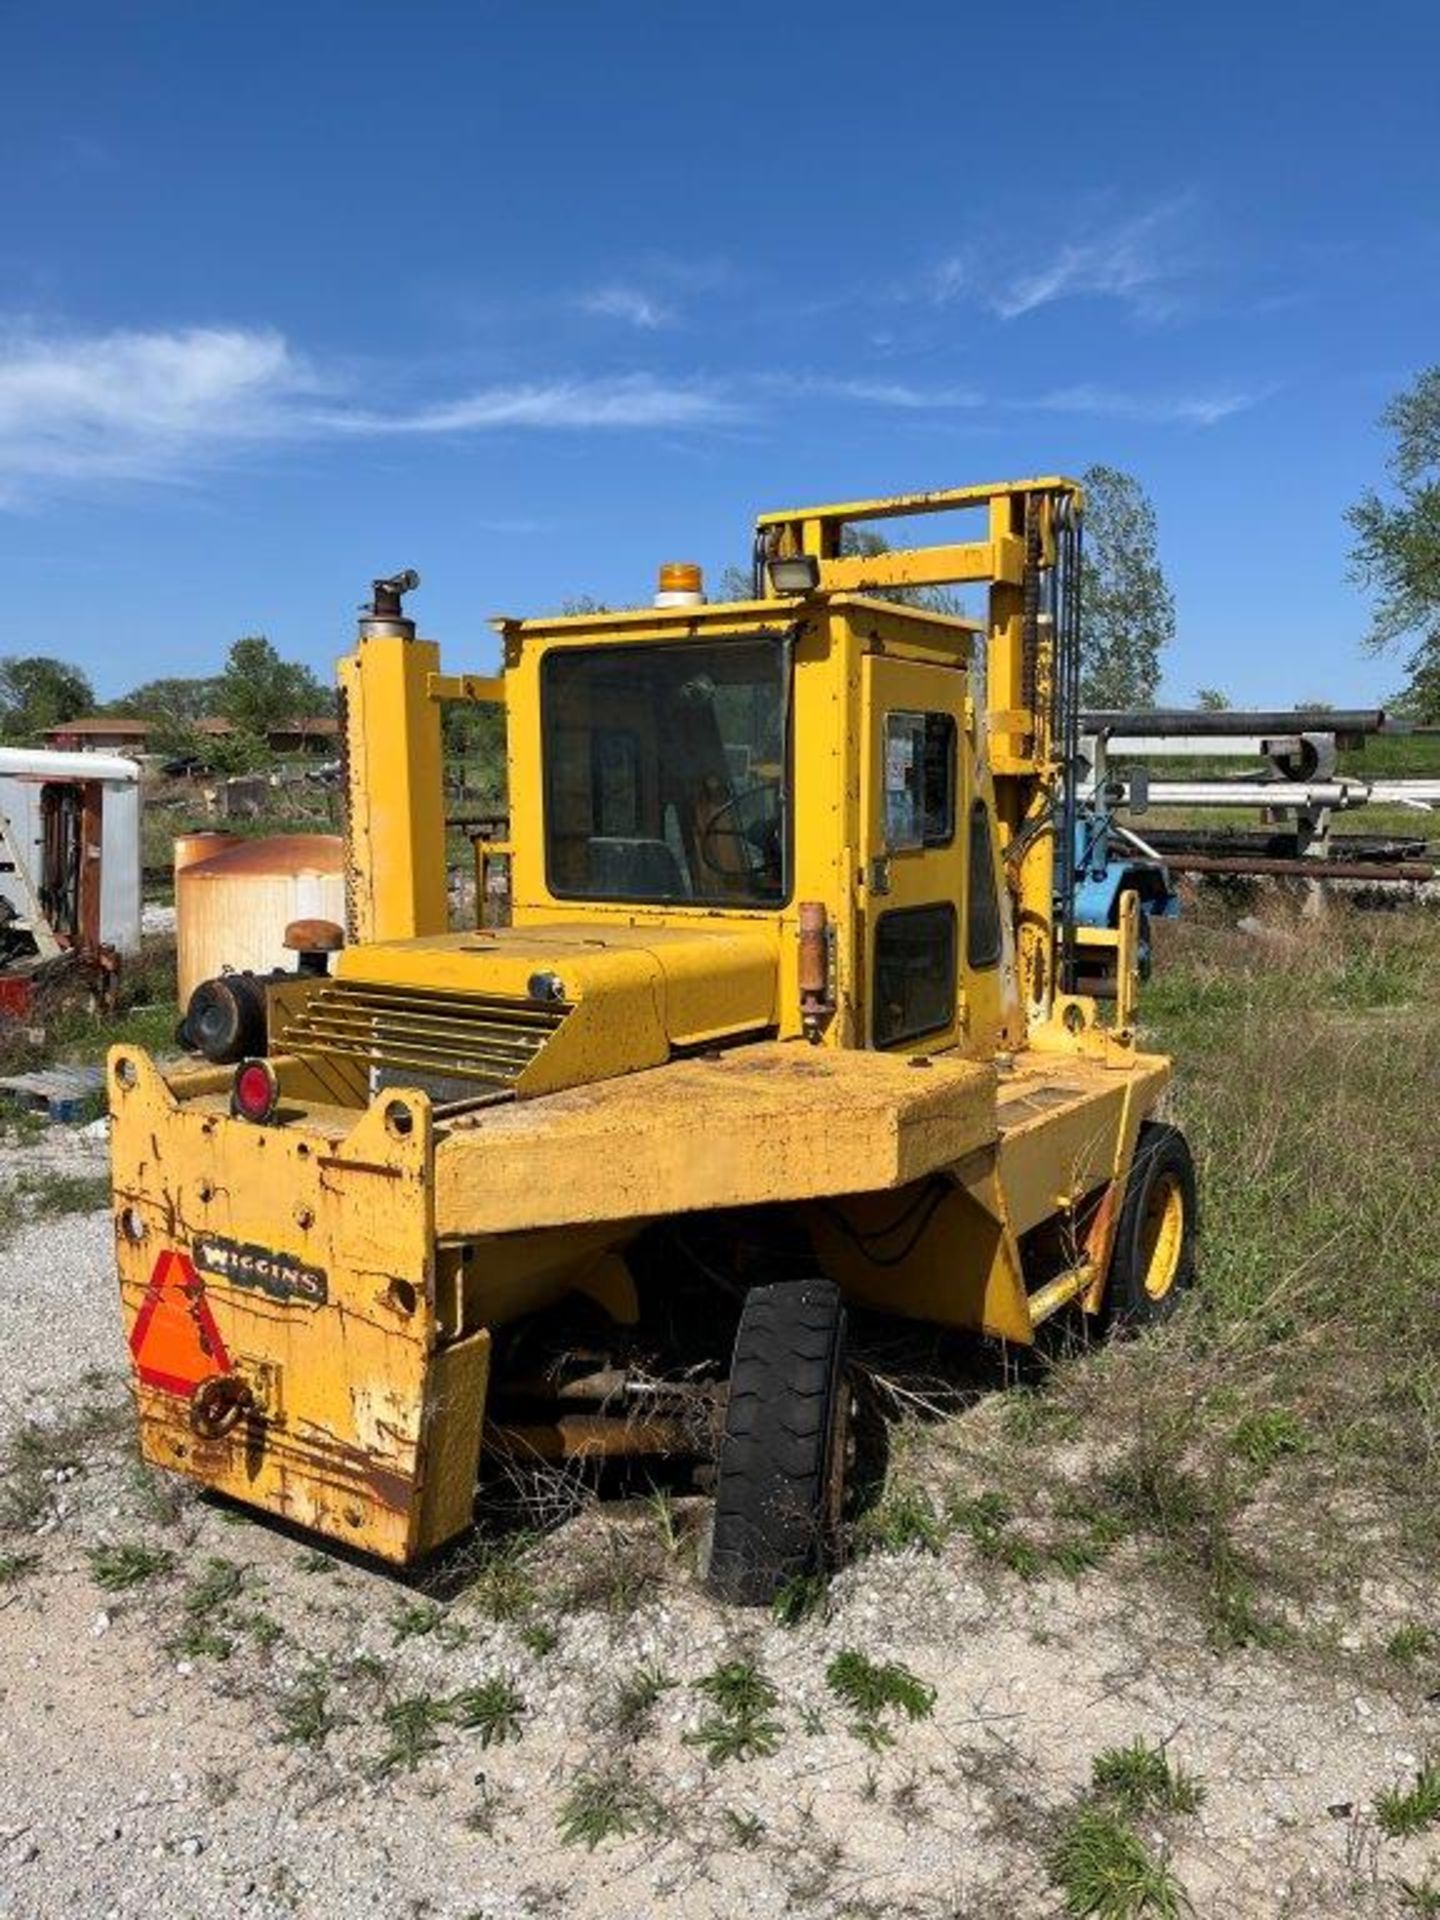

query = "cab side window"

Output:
[[873, 904, 957, 1047], [966, 800, 1003, 969], [884, 712, 956, 850]]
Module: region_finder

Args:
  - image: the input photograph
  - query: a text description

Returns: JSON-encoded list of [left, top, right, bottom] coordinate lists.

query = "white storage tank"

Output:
[[176, 833, 345, 1002], [173, 830, 240, 879]]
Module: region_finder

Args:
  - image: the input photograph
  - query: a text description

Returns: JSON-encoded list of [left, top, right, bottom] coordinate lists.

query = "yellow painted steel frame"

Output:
[[756, 476, 1082, 1027], [338, 635, 449, 945]]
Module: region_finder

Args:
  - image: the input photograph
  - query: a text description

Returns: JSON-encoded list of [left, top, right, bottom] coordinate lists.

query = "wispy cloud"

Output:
[[1028, 382, 1258, 426], [0, 323, 737, 504], [0, 325, 314, 496], [935, 196, 1199, 322], [779, 375, 986, 411], [323, 373, 733, 434], [806, 371, 1258, 427], [576, 285, 677, 330], [0, 314, 1257, 509]]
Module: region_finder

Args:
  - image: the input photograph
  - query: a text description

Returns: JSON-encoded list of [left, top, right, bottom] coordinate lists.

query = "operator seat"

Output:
[[586, 836, 688, 899]]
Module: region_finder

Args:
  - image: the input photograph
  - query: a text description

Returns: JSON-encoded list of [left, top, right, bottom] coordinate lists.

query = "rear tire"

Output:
[[706, 1277, 849, 1607], [1104, 1121, 1197, 1330]]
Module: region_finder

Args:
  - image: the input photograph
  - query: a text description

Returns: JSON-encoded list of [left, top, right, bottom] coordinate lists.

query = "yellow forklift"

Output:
[[111, 477, 1194, 1603]]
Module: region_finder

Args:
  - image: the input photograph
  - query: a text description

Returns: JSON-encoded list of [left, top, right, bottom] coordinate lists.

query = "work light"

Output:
[[767, 554, 821, 595]]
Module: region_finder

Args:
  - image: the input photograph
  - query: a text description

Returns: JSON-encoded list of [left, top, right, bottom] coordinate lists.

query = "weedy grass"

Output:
[[557, 1763, 662, 1849], [519, 1618, 560, 1657], [1230, 1408, 1307, 1473], [942, 1484, 1126, 1585], [185, 1555, 245, 1611], [274, 1666, 346, 1749], [458, 1533, 540, 1623], [825, 1649, 936, 1749], [237, 1604, 284, 1650], [1048, 1805, 1190, 1918], [852, 1483, 948, 1557], [771, 1571, 830, 1627], [19, 932, 181, 1078], [645, 1487, 687, 1558], [1398, 1874, 1440, 1916], [1, 1396, 131, 1532], [1376, 1758, 1440, 1839], [450, 1677, 526, 1748], [610, 1662, 675, 1740], [687, 1658, 784, 1766], [723, 1809, 766, 1848], [1003, 1386, 1082, 1446], [949, 1490, 1045, 1578], [390, 1596, 468, 1647], [162, 1556, 251, 1660], [0, 1547, 40, 1584], [87, 1541, 176, 1591], [1092, 1740, 1205, 1817], [375, 1692, 452, 1776], [167, 1617, 237, 1661], [1388, 1624, 1439, 1666], [0, 1167, 113, 1248]]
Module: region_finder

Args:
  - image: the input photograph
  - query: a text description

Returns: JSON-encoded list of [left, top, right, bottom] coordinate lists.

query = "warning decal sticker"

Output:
[[128, 1249, 232, 1397]]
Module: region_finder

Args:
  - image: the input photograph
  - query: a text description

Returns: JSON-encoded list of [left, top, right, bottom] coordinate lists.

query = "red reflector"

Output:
[[232, 1058, 279, 1124]]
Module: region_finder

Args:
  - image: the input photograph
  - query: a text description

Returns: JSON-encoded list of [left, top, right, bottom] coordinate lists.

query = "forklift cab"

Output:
[[488, 584, 1017, 1062]]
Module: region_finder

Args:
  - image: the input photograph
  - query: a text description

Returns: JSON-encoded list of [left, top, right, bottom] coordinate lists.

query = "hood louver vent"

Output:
[[278, 981, 569, 1093]]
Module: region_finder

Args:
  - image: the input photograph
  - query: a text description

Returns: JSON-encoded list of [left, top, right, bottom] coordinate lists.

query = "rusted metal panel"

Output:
[[110, 1049, 456, 1561]]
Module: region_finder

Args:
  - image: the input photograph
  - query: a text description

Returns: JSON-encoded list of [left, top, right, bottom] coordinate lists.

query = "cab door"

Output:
[[859, 656, 968, 1054]]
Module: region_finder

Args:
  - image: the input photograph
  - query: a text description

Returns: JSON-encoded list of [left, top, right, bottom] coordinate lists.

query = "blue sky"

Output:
[[2, 0, 1436, 707]]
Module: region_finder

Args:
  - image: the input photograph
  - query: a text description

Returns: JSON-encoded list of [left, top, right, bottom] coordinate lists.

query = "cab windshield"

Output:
[[542, 634, 789, 906]]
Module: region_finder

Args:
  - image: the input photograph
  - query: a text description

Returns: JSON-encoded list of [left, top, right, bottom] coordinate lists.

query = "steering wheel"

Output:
[[697, 782, 782, 879]]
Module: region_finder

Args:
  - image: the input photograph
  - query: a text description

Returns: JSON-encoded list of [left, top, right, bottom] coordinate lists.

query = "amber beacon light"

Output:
[[655, 561, 705, 606]]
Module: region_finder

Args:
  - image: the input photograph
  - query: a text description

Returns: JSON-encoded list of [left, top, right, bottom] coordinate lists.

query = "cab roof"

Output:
[[493, 591, 984, 643]]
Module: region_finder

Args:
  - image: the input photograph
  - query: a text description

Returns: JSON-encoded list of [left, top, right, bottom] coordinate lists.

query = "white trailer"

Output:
[[0, 746, 142, 958]]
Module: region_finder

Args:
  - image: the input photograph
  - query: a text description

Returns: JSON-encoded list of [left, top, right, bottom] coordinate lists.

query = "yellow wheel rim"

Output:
[[1139, 1171, 1185, 1301]]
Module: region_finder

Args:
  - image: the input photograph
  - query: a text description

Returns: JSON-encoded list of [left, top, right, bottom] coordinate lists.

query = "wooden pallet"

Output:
[[0, 1064, 106, 1123]]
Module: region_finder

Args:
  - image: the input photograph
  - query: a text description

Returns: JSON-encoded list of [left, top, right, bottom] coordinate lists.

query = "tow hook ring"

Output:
[[190, 1374, 254, 1440]]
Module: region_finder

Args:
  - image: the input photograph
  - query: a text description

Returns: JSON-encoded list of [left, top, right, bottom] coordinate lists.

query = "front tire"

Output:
[[706, 1277, 849, 1606], [1104, 1121, 1197, 1330]]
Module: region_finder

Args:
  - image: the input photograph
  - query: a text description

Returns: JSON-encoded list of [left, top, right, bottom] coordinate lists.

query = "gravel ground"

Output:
[[0, 1127, 121, 1430], [2, 1129, 1437, 1919]]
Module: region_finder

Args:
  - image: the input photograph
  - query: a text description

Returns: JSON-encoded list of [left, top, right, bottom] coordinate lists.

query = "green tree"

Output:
[[216, 636, 332, 741], [110, 675, 220, 725], [0, 655, 94, 740], [1195, 686, 1231, 711], [1347, 367, 1440, 719], [109, 674, 223, 757], [1079, 465, 1175, 709]]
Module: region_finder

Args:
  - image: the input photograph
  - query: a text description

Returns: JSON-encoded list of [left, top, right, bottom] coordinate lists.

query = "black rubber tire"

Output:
[[1104, 1121, 1198, 1331], [706, 1277, 848, 1607]]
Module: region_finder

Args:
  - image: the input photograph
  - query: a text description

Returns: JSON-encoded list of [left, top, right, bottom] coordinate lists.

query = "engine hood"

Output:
[[285, 922, 782, 1101]]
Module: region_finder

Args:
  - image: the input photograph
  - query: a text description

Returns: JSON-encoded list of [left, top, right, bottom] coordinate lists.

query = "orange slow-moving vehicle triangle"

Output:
[[129, 1249, 231, 1397]]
